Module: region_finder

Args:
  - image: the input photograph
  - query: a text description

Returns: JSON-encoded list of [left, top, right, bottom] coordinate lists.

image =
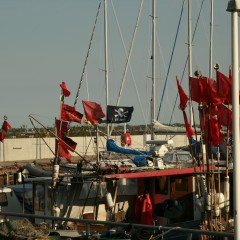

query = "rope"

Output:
[[110, 0, 147, 125], [168, 0, 206, 125], [74, 0, 102, 107], [156, 0, 185, 120]]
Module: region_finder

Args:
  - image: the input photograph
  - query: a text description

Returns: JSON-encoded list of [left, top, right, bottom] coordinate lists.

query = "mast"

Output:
[[104, 0, 109, 139], [151, 0, 156, 140], [209, 0, 214, 78], [227, 1, 240, 239], [188, 0, 194, 126]]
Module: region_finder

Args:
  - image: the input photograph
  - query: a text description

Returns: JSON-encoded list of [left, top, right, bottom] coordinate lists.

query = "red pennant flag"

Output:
[[183, 111, 195, 138], [61, 104, 83, 124], [82, 100, 105, 125], [176, 78, 188, 110], [2, 121, 12, 134], [0, 132, 5, 142], [55, 119, 69, 136], [60, 82, 71, 97]]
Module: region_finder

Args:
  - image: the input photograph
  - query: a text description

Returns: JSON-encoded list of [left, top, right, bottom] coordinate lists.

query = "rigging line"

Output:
[[115, 0, 144, 106], [29, 117, 55, 156], [156, 0, 185, 121], [73, 0, 102, 107], [169, 0, 206, 125], [110, 0, 147, 124]]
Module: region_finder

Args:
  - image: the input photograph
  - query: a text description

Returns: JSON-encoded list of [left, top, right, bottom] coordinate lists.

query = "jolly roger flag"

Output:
[[107, 105, 134, 123]]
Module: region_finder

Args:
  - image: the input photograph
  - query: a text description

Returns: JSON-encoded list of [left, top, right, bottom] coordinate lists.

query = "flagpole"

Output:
[[227, 1, 240, 239]]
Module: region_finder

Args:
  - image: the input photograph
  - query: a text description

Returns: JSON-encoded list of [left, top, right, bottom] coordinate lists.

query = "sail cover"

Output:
[[106, 139, 151, 156]]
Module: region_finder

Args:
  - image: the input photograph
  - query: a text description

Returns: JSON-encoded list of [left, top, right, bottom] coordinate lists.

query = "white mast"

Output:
[[209, 0, 214, 78], [104, 0, 109, 139], [151, 0, 156, 140], [188, 0, 193, 126], [227, 1, 240, 239]]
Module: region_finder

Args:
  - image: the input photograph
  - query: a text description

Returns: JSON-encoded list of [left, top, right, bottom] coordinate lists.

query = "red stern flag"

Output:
[[61, 104, 83, 124], [60, 82, 71, 97], [82, 100, 105, 125]]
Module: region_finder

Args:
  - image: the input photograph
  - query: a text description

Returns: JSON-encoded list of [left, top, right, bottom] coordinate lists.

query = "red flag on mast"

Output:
[[183, 111, 195, 138], [60, 82, 71, 97], [82, 100, 105, 125], [61, 104, 83, 124], [176, 78, 188, 110]]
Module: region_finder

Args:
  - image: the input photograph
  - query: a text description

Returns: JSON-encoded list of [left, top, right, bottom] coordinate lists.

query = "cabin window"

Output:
[[175, 178, 188, 192], [155, 176, 168, 194]]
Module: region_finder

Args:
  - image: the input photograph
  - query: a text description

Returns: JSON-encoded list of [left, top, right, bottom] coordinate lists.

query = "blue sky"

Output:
[[0, 0, 232, 128]]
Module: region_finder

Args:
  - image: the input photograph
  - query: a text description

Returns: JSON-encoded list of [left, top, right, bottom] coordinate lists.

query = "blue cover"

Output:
[[132, 155, 148, 167], [106, 139, 151, 156]]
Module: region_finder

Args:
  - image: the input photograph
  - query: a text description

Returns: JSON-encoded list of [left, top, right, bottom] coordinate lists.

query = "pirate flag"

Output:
[[107, 105, 134, 123]]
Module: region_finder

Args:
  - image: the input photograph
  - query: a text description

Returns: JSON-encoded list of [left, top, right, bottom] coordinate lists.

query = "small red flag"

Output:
[[82, 100, 105, 125], [61, 104, 83, 124], [189, 77, 203, 103], [2, 121, 12, 134], [56, 140, 72, 162], [183, 111, 195, 138], [0, 132, 5, 142], [218, 104, 232, 131], [217, 71, 232, 104], [55, 119, 68, 136], [60, 82, 71, 97], [209, 117, 220, 146], [61, 135, 77, 152], [176, 78, 188, 110]]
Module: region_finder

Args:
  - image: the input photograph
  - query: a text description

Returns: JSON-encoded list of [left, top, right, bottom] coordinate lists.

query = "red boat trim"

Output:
[[103, 166, 209, 179]]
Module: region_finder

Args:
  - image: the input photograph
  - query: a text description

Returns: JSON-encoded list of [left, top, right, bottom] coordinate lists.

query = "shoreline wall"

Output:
[[0, 134, 188, 162]]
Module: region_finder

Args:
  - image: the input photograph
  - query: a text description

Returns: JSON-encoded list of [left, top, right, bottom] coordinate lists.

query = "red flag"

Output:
[[189, 77, 208, 103], [218, 104, 232, 131], [55, 119, 68, 136], [0, 132, 5, 142], [61, 135, 77, 152], [207, 78, 223, 105], [183, 111, 195, 138], [176, 78, 188, 110], [216, 71, 232, 104], [82, 100, 105, 125], [209, 117, 220, 146], [56, 140, 72, 162], [2, 121, 12, 134], [60, 82, 71, 97], [61, 104, 83, 123]]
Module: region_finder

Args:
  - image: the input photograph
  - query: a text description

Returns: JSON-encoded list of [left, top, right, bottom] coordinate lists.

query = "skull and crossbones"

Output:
[[114, 108, 128, 118]]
